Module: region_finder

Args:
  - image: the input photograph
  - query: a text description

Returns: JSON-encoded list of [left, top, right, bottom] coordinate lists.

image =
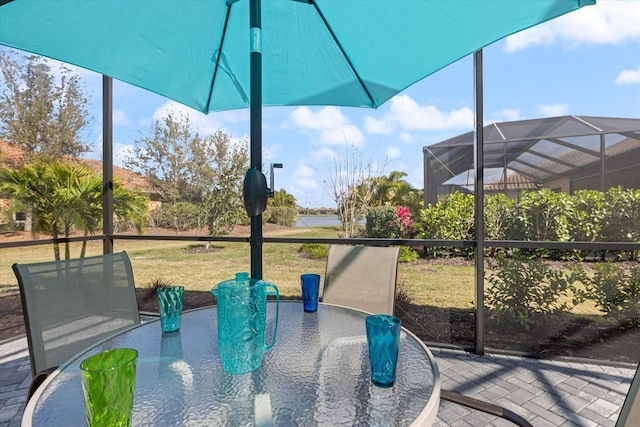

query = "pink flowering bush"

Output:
[[395, 205, 415, 238], [365, 205, 415, 239], [364, 205, 418, 262]]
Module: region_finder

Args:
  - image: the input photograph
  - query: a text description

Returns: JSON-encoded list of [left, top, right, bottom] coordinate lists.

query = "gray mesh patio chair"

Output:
[[322, 245, 399, 315], [13, 251, 140, 399], [321, 244, 532, 426], [616, 363, 640, 426]]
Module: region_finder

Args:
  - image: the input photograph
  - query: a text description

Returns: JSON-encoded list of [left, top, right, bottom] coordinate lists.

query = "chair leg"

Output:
[[27, 367, 57, 401], [441, 389, 533, 427]]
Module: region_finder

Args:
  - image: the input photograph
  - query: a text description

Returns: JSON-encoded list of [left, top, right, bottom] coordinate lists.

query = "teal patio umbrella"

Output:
[[0, 0, 594, 278]]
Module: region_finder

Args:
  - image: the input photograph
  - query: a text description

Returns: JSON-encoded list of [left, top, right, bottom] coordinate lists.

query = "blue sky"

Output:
[[7, 1, 640, 208]]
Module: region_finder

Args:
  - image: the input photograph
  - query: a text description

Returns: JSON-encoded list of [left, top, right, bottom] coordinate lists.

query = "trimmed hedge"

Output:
[[416, 187, 640, 260]]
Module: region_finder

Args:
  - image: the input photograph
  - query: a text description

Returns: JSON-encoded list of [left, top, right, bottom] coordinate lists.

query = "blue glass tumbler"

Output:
[[300, 274, 320, 313], [365, 314, 401, 388], [157, 286, 184, 333]]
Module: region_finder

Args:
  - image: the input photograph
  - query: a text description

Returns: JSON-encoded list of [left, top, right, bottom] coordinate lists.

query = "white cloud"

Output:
[[263, 143, 282, 161], [381, 94, 474, 131], [399, 132, 414, 143], [213, 109, 249, 124], [293, 164, 319, 190], [616, 65, 640, 85], [504, 1, 640, 53], [152, 101, 247, 136], [386, 147, 401, 159], [492, 109, 521, 122], [289, 106, 364, 146], [362, 95, 474, 134], [312, 147, 338, 160], [537, 103, 569, 117], [363, 116, 394, 134], [136, 117, 152, 127], [290, 106, 346, 129], [113, 109, 131, 126]]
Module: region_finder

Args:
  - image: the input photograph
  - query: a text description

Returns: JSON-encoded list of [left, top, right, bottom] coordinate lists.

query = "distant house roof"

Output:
[[484, 173, 538, 192], [0, 139, 150, 192], [0, 139, 25, 169]]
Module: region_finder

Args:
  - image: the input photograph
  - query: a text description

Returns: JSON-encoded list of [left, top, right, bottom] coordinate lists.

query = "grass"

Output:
[[0, 227, 602, 316], [4, 226, 632, 363], [0, 226, 607, 316], [0, 226, 476, 310]]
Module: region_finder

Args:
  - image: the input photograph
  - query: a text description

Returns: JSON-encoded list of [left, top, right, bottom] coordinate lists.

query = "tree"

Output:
[[268, 189, 296, 208], [264, 189, 297, 227], [370, 170, 423, 215], [0, 161, 149, 260], [324, 143, 385, 238], [191, 129, 249, 236], [125, 112, 198, 205], [0, 50, 90, 160], [126, 113, 249, 236]]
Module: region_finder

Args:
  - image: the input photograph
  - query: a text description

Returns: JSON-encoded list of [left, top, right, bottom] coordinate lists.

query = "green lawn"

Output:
[[1, 227, 610, 317], [0, 226, 476, 310]]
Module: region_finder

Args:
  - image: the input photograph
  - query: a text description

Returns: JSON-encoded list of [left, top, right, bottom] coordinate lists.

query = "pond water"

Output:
[[293, 215, 364, 228]]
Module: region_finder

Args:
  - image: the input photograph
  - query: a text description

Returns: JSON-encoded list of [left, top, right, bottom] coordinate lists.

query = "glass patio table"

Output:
[[23, 301, 441, 426]]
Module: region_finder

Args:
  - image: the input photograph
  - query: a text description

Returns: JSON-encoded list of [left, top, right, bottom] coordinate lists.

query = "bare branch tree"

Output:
[[324, 142, 386, 238]]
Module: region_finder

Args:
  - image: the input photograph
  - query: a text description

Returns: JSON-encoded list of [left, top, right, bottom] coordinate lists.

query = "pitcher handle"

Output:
[[264, 284, 279, 351]]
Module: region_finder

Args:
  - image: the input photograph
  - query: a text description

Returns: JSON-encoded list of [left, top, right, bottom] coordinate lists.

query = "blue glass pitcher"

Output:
[[211, 273, 279, 374]]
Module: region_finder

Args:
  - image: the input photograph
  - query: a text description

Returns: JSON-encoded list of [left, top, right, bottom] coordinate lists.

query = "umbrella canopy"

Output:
[[0, 0, 595, 277], [0, 0, 594, 113]]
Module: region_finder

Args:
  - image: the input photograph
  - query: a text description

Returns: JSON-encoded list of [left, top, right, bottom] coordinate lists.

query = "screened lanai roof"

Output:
[[423, 115, 640, 205]]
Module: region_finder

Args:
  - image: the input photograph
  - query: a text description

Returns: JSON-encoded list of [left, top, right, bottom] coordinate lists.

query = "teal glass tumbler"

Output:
[[365, 314, 401, 388], [157, 286, 184, 333], [300, 274, 320, 313]]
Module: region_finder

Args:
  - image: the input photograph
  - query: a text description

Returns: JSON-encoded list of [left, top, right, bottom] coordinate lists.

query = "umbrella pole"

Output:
[[250, 0, 263, 279]]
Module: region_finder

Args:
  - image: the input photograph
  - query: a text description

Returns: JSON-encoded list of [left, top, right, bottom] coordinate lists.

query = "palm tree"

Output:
[[0, 160, 149, 260], [371, 171, 423, 215]]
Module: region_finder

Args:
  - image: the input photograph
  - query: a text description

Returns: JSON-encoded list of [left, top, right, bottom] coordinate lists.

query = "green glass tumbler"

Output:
[[80, 348, 138, 427]]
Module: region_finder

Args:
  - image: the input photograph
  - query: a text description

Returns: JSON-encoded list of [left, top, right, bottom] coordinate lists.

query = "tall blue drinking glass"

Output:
[[157, 286, 184, 333], [365, 314, 401, 388], [300, 274, 320, 313]]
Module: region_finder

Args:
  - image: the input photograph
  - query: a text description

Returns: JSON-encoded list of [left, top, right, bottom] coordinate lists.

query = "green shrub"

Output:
[[582, 263, 640, 327], [513, 189, 572, 242], [150, 202, 206, 231], [264, 206, 297, 227], [416, 188, 640, 260], [485, 256, 580, 330], [366, 206, 399, 238], [418, 192, 474, 256], [299, 243, 328, 259], [0, 222, 19, 232], [483, 193, 516, 241], [398, 245, 418, 263]]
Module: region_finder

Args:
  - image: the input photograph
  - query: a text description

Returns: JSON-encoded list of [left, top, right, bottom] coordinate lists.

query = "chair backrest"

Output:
[[322, 245, 399, 315], [13, 251, 140, 376], [616, 363, 640, 426]]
